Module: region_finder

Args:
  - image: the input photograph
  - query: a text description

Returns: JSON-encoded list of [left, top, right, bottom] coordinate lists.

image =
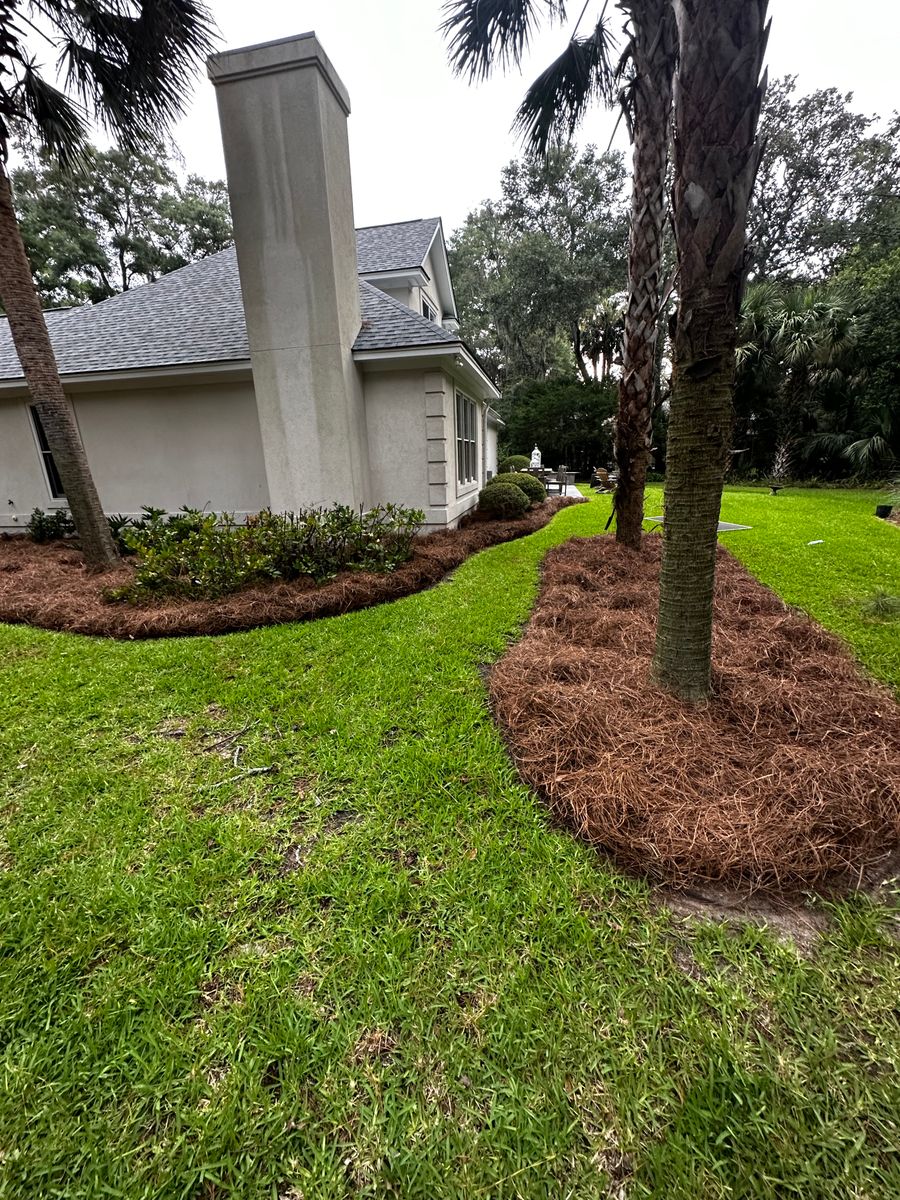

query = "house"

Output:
[[0, 33, 503, 533]]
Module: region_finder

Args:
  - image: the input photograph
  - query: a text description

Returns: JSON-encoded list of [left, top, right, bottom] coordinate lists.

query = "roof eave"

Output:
[[0, 358, 253, 396], [353, 342, 500, 401]]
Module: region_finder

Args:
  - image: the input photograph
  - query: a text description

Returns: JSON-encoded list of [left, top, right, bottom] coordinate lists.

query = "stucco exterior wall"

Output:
[[363, 369, 429, 514], [485, 421, 499, 480], [362, 366, 490, 529], [210, 35, 372, 513], [0, 380, 268, 529]]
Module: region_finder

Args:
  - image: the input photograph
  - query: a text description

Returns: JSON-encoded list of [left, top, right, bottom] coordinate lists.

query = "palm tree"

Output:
[[0, 1, 216, 566], [651, 0, 770, 700], [611, 1, 677, 548], [443, 0, 676, 548], [583, 294, 624, 379], [736, 282, 868, 475]]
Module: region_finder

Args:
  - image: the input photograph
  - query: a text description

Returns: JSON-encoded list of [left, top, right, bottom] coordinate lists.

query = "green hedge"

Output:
[[478, 481, 530, 519], [503, 472, 547, 504], [498, 455, 531, 474]]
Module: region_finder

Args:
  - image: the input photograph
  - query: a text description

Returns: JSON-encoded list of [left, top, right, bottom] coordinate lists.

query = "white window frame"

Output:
[[422, 295, 439, 323], [456, 390, 478, 488]]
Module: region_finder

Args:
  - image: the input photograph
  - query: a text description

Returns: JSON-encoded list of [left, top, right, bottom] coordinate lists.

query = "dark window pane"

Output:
[[30, 406, 65, 499]]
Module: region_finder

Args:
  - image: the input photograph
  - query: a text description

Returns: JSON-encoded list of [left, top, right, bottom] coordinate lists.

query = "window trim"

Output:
[[422, 295, 439, 324], [455, 390, 478, 491], [29, 405, 66, 501]]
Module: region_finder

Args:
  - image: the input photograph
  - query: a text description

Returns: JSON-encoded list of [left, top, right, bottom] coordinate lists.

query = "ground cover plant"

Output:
[[1, 491, 899, 1198]]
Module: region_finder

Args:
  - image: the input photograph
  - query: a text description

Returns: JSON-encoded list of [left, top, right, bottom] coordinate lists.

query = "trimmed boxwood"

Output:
[[498, 455, 531, 474], [478, 480, 530, 519], [504, 472, 546, 505]]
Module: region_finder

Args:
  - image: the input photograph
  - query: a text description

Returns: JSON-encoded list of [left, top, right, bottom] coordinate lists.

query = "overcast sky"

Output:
[[172, 0, 899, 236]]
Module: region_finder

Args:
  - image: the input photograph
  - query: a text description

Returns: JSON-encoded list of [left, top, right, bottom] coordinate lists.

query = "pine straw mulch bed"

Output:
[[490, 534, 900, 893], [0, 497, 580, 640]]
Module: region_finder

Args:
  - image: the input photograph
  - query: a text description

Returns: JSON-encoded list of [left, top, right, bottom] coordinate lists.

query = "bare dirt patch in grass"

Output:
[[490, 535, 900, 892], [0, 498, 579, 639]]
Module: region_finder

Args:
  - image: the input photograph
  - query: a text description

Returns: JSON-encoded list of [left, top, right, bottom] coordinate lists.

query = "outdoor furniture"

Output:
[[768, 484, 784, 495], [543, 471, 565, 495], [592, 468, 615, 493]]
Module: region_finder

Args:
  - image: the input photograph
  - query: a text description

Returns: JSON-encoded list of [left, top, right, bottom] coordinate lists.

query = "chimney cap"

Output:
[[207, 31, 351, 116]]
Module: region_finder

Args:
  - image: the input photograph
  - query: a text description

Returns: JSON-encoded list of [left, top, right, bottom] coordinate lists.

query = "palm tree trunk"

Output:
[[652, 0, 769, 700], [0, 163, 118, 567], [614, 0, 677, 550]]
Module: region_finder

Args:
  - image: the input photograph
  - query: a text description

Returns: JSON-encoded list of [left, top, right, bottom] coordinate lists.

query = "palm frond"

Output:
[[513, 16, 615, 155], [845, 435, 894, 471], [57, 0, 217, 147], [16, 61, 88, 167], [798, 431, 852, 463], [441, 0, 567, 81]]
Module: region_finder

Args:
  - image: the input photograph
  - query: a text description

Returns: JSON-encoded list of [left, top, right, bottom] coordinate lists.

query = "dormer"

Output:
[[356, 218, 458, 328]]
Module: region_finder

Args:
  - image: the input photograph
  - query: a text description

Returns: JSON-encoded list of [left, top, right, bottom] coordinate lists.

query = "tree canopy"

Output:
[[11, 142, 232, 307], [448, 143, 627, 386], [748, 76, 900, 281]]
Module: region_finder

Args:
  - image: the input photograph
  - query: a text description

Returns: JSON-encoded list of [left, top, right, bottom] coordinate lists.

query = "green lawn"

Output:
[[1, 491, 898, 1199]]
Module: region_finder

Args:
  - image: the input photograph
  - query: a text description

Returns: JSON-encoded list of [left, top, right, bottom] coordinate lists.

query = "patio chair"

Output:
[[592, 467, 615, 493]]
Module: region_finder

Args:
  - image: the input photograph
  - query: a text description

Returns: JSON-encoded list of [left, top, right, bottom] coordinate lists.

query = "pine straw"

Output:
[[489, 535, 900, 892], [0, 498, 580, 640]]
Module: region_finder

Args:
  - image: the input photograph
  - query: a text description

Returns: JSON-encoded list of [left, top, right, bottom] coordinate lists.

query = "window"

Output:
[[456, 391, 477, 486], [30, 406, 65, 499], [422, 296, 439, 323]]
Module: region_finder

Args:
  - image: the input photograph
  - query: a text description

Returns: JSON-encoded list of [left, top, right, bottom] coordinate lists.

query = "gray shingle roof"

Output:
[[355, 282, 459, 352], [0, 249, 249, 379], [0, 222, 461, 383], [356, 218, 441, 274]]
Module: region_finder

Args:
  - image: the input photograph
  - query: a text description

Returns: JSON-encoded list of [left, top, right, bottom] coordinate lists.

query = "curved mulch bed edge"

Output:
[[0, 497, 581, 640], [489, 534, 900, 892]]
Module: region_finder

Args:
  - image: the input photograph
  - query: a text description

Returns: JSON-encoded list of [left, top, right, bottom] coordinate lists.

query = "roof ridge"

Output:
[[355, 216, 440, 231]]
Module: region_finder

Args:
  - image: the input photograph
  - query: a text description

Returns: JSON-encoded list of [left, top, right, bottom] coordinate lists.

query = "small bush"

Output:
[[478, 481, 530, 519], [504, 472, 546, 504], [646, 471, 666, 483], [27, 507, 75, 542], [108, 504, 425, 602], [498, 455, 531, 474]]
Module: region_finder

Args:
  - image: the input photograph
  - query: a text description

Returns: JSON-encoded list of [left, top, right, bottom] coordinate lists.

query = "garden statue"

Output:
[[530, 445, 542, 469]]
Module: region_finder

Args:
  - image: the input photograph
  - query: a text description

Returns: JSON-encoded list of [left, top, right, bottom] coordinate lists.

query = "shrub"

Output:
[[27, 507, 75, 542], [498, 455, 530, 474], [108, 504, 425, 602], [504, 472, 546, 504], [478, 481, 529, 519]]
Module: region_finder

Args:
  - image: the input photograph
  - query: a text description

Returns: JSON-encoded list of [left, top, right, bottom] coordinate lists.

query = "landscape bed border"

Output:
[[0, 497, 581, 640]]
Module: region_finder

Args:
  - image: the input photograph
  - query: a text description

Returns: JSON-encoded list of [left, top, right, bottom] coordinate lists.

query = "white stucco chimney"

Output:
[[208, 33, 370, 511]]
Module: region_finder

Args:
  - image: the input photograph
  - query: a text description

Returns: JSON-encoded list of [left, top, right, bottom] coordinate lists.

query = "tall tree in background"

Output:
[[449, 144, 627, 386], [651, 0, 769, 700], [0, 0, 216, 567], [748, 78, 900, 280], [12, 142, 232, 306]]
